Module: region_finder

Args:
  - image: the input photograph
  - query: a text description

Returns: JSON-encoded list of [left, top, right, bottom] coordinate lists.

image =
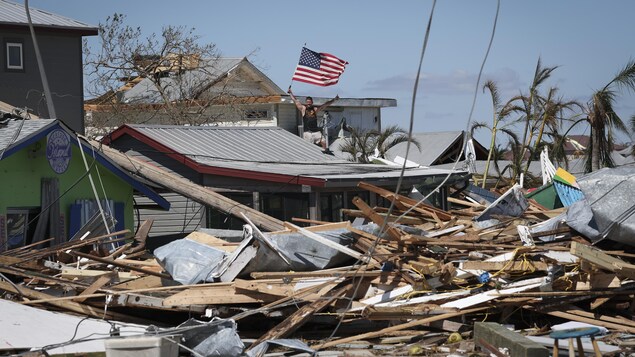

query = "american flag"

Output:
[[292, 47, 348, 87]]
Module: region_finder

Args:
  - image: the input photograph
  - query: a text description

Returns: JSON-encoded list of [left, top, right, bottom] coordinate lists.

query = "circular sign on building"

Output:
[[46, 129, 72, 174]]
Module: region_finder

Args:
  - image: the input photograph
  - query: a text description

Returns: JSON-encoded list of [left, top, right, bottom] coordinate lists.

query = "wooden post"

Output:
[[308, 191, 321, 222], [94, 141, 284, 232]]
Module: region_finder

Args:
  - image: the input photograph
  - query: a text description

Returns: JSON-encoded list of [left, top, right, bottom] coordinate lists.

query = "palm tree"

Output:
[[374, 125, 421, 159], [339, 127, 378, 163], [474, 80, 521, 187], [517, 58, 559, 163], [523, 87, 581, 177], [585, 60, 635, 171], [338, 125, 420, 164]]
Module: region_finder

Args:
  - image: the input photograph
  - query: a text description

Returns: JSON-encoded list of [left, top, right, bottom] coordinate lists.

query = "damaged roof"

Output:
[[386, 131, 488, 166], [120, 58, 285, 104]]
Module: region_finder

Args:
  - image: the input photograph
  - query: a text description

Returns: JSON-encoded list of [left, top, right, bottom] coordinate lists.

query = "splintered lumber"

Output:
[[185, 231, 238, 252], [74, 272, 116, 303], [461, 260, 550, 272], [248, 282, 354, 350], [0, 280, 142, 322], [285, 222, 369, 262], [313, 307, 488, 350], [0, 238, 55, 255], [8, 230, 130, 263], [72, 251, 172, 279], [352, 197, 405, 242], [342, 209, 427, 225], [357, 181, 453, 221], [124, 219, 153, 254], [96, 141, 284, 231], [571, 241, 635, 279], [250, 268, 385, 280], [162, 284, 280, 305]]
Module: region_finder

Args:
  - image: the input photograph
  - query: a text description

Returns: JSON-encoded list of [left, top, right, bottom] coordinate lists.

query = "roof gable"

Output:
[[120, 58, 284, 104], [386, 131, 487, 166]]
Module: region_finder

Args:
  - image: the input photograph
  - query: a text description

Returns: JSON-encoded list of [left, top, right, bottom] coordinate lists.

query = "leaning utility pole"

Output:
[[94, 141, 284, 232]]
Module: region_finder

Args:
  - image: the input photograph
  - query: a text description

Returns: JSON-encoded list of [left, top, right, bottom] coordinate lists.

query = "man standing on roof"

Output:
[[288, 86, 339, 151]]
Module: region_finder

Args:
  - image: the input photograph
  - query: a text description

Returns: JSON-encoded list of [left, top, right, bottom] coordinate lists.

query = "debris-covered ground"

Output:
[[2, 169, 635, 356]]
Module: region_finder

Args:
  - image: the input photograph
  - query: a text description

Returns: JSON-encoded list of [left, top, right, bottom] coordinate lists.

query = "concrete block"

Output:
[[474, 322, 549, 357]]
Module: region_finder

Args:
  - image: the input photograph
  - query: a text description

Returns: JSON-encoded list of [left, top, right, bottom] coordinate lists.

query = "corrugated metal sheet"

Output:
[[577, 166, 635, 246], [134, 193, 204, 236], [129, 124, 342, 164], [553, 181, 584, 207], [0, 0, 97, 32]]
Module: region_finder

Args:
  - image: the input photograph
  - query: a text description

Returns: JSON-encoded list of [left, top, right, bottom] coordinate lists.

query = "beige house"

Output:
[[85, 57, 396, 140]]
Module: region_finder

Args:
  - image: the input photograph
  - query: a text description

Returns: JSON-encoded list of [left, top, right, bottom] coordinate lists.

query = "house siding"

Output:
[[0, 137, 135, 238], [0, 29, 85, 133], [134, 192, 204, 236]]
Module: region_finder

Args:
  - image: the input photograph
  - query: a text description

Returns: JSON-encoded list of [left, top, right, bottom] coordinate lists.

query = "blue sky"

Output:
[[30, 0, 635, 144]]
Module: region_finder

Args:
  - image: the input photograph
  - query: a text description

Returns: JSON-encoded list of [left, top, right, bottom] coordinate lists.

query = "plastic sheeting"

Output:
[[154, 226, 358, 284], [153, 238, 226, 285], [177, 318, 244, 357], [246, 338, 314, 357], [577, 166, 635, 246]]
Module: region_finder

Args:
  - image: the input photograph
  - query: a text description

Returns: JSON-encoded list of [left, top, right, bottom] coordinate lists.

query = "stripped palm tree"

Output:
[[523, 87, 582, 176], [474, 80, 522, 187], [584, 60, 635, 171], [518, 59, 559, 158]]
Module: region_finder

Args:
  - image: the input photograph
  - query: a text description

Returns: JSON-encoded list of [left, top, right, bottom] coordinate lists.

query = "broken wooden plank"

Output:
[[0, 280, 144, 322], [124, 219, 154, 255], [352, 197, 405, 242], [341, 209, 427, 225], [162, 284, 279, 306], [357, 181, 453, 221], [73, 272, 115, 303], [313, 307, 487, 350], [248, 282, 354, 350], [72, 251, 172, 279], [461, 260, 550, 272], [571, 241, 635, 279]]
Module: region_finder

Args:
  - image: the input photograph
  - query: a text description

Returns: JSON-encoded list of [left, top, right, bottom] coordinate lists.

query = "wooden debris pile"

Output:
[[1, 181, 635, 356]]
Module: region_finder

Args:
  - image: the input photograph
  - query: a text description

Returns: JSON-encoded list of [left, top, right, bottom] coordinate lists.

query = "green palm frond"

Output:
[[605, 59, 635, 92]]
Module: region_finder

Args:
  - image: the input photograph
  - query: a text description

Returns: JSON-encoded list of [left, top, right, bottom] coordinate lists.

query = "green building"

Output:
[[0, 118, 169, 251]]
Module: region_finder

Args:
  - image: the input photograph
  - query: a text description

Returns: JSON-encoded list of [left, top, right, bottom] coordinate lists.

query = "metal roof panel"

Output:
[[0, 0, 97, 32]]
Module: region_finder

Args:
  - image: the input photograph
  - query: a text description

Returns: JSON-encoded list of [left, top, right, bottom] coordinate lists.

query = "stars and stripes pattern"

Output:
[[292, 47, 348, 87]]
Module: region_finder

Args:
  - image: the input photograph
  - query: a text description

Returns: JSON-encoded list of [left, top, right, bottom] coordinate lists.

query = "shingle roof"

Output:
[[0, 118, 55, 155], [0, 0, 97, 35]]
